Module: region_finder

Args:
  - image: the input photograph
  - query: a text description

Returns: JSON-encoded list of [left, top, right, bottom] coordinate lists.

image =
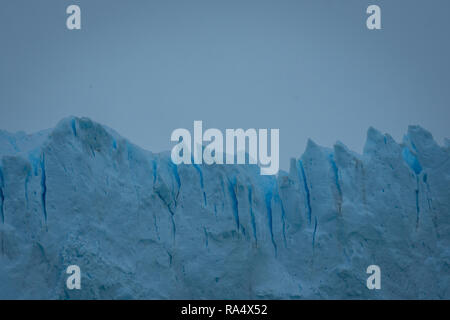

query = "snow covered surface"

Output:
[[0, 117, 449, 299]]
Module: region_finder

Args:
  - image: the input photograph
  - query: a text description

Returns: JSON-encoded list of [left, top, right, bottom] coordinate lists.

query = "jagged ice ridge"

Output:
[[0, 117, 449, 299]]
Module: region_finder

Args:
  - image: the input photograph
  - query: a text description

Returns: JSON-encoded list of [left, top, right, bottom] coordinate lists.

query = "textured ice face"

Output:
[[0, 117, 449, 299]]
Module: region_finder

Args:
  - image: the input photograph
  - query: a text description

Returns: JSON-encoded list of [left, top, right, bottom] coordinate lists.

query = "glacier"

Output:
[[0, 117, 449, 299]]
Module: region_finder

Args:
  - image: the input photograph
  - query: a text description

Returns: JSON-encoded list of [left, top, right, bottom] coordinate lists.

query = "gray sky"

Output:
[[1, 0, 449, 170]]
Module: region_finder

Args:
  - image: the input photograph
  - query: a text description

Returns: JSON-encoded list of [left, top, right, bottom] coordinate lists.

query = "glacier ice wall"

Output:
[[0, 117, 449, 299]]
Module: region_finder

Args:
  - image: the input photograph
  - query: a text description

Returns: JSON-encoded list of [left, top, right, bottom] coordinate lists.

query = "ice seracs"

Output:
[[0, 117, 448, 299]]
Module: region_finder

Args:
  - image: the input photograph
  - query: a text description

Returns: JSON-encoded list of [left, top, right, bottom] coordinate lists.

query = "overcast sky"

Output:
[[1, 0, 449, 170]]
